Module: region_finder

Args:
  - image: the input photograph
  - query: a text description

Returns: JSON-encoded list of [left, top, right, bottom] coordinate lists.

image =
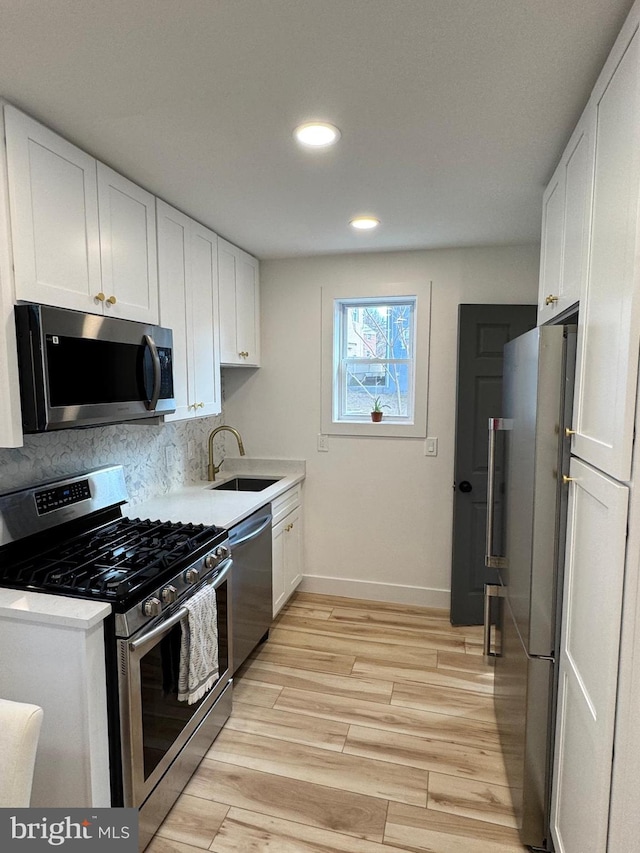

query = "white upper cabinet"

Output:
[[537, 108, 593, 324], [218, 237, 260, 366], [96, 164, 158, 323], [572, 18, 640, 481], [157, 200, 221, 421], [4, 104, 102, 312], [5, 105, 159, 323]]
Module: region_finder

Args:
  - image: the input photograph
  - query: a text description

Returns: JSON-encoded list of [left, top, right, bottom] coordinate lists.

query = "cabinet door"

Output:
[[537, 165, 564, 324], [537, 110, 593, 325], [572, 24, 640, 481], [157, 200, 193, 422], [4, 105, 102, 311], [272, 518, 286, 616], [560, 115, 593, 310], [190, 222, 222, 416], [218, 238, 239, 364], [97, 164, 158, 323], [236, 249, 260, 366], [551, 458, 628, 853], [218, 237, 260, 366], [284, 507, 302, 598]]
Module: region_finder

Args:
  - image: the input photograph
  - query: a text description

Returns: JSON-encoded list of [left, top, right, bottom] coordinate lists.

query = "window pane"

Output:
[[343, 302, 414, 361], [343, 361, 411, 417]]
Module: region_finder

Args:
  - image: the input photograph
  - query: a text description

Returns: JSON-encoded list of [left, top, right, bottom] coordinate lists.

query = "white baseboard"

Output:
[[298, 574, 451, 610]]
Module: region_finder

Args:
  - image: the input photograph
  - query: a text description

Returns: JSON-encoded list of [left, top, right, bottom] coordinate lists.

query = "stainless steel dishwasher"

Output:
[[228, 503, 273, 673]]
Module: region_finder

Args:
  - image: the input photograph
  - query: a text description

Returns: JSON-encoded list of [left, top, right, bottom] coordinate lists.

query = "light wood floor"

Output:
[[147, 592, 528, 853]]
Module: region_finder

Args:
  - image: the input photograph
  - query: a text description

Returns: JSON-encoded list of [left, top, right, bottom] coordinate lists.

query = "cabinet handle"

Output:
[[197, 402, 204, 409], [95, 292, 106, 302], [238, 351, 249, 358], [285, 523, 294, 532], [545, 294, 559, 306], [106, 295, 117, 305]]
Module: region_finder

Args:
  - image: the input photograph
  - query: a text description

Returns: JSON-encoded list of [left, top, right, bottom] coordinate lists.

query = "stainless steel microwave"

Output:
[[15, 303, 175, 432]]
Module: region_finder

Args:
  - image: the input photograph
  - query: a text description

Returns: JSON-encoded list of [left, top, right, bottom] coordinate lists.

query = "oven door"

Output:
[[118, 558, 231, 807]]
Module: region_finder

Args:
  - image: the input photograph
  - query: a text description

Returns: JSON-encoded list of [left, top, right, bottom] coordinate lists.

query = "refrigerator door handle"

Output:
[[485, 417, 511, 569], [483, 582, 502, 658]]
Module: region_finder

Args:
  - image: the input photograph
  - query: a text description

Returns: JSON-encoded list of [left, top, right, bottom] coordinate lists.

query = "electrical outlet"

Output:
[[424, 437, 438, 457], [317, 433, 329, 452]]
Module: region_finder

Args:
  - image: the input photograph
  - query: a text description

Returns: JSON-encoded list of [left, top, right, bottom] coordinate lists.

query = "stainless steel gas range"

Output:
[[0, 466, 233, 849]]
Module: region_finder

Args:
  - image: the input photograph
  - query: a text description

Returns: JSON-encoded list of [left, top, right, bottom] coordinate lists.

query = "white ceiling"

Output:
[[0, 0, 634, 259]]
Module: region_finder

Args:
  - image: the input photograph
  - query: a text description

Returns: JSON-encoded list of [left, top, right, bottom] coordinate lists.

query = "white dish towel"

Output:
[[178, 582, 219, 705]]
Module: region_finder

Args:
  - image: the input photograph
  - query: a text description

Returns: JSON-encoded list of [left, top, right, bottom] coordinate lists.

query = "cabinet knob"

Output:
[[562, 475, 576, 485], [106, 295, 117, 305], [545, 294, 559, 305], [565, 427, 576, 437], [197, 402, 205, 408], [239, 351, 249, 358], [95, 292, 106, 302]]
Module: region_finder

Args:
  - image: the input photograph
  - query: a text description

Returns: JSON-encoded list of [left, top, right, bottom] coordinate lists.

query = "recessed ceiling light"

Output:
[[350, 216, 380, 231], [294, 122, 341, 148]]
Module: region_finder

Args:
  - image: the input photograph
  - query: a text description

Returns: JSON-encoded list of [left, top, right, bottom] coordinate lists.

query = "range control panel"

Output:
[[35, 479, 91, 515]]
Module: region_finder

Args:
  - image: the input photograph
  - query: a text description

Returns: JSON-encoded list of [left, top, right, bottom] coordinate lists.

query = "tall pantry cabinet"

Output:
[[537, 4, 640, 852]]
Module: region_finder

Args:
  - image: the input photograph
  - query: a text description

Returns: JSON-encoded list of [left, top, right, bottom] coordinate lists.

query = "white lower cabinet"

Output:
[[272, 486, 303, 617], [157, 200, 221, 421], [551, 458, 628, 853]]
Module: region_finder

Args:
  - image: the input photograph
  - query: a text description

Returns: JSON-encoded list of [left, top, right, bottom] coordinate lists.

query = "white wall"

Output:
[[223, 244, 540, 608]]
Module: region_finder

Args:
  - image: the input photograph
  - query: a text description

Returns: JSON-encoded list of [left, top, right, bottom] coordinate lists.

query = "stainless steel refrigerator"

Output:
[[484, 324, 576, 852]]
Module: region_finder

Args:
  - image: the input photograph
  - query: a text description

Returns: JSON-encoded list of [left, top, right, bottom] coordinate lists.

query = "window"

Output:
[[321, 281, 431, 438], [335, 297, 416, 422]]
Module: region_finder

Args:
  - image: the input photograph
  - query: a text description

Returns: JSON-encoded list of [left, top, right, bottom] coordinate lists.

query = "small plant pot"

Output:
[[371, 411, 383, 422]]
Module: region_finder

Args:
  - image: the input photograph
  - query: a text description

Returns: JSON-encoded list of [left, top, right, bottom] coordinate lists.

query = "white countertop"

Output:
[[0, 587, 111, 629], [125, 458, 306, 529]]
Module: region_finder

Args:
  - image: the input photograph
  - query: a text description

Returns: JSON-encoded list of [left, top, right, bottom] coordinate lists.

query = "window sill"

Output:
[[324, 419, 426, 438]]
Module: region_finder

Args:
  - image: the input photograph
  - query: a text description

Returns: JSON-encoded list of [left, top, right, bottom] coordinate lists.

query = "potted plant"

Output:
[[370, 396, 389, 422]]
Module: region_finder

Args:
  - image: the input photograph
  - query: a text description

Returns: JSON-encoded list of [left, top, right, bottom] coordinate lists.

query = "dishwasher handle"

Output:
[[230, 515, 272, 548]]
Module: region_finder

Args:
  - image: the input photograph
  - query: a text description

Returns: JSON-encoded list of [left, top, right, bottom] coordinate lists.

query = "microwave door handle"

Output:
[[143, 334, 162, 411]]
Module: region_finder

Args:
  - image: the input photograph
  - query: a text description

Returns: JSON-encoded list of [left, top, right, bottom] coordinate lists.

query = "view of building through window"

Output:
[[336, 297, 415, 420]]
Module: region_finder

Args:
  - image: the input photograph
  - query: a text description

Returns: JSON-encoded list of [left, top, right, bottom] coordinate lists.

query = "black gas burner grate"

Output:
[[0, 516, 226, 603]]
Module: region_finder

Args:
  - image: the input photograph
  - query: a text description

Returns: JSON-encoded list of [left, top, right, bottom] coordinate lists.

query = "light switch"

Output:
[[317, 433, 329, 452], [424, 437, 438, 457]]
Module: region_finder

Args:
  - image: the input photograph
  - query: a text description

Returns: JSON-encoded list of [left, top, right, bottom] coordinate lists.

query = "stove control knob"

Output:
[[204, 554, 217, 570], [185, 568, 201, 584], [215, 545, 229, 559], [161, 584, 178, 604], [143, 597, 162, 617]]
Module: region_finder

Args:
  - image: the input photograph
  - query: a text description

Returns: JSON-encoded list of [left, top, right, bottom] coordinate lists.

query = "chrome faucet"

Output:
[[207, 425, 245, 481]]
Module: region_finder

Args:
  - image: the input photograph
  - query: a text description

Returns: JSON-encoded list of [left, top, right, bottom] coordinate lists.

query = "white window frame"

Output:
[[321, 281, 431, 438]]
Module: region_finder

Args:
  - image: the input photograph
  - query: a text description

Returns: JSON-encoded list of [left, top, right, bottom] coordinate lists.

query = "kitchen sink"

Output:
[[208, 476, 281, 492]]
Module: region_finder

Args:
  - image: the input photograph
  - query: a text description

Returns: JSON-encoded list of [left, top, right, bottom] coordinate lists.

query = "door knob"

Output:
[[458, 481, 473, 493]]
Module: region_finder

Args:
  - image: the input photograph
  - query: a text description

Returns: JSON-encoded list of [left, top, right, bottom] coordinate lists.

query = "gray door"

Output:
[[449, 304, 536, 625]]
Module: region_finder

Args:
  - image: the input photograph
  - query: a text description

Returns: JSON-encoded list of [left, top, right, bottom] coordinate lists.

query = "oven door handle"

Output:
[[129, 557, 232, 653]]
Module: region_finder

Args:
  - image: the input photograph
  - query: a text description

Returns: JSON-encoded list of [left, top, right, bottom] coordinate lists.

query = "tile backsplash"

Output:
[[0, 414, 226, 505]]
